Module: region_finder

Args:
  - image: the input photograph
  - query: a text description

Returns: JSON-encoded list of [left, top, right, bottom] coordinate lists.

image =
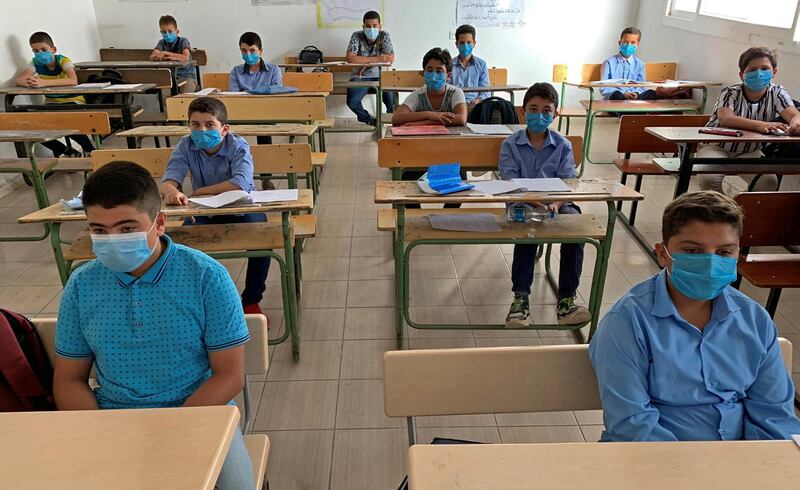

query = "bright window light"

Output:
[[671, 0, 699, 13], [699, 0, 799, 29]]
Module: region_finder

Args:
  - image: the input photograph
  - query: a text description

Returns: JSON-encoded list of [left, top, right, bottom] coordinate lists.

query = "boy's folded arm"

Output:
[[716, 107, 769, 132], [192, 180, 240, 197], [53, 356, 99, 410], [183, 345, 246, 407]]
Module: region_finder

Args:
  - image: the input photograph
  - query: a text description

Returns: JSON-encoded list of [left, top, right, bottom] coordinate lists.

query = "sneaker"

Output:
[[557, 297, 591, 325], [243, 303, 270, 329], [505, 294, 531, 328]]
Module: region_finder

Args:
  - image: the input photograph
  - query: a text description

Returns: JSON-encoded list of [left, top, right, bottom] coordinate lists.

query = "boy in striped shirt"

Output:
[[698, 47, 800, 194]]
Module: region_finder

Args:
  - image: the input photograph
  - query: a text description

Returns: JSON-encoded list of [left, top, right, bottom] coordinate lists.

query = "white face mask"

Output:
[[90, 220, 158, 273]]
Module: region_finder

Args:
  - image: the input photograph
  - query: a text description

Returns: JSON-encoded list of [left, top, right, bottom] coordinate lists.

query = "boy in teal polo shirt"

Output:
[[53, 162, 254, 490]]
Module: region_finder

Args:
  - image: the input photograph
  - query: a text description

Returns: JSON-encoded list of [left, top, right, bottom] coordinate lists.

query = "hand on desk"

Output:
[[761, 121, 790, 134], [624, 92, 638, 100], [162, 187, 189, 206]]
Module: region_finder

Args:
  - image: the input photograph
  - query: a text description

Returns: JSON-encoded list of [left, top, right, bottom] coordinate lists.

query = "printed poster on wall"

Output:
[[456, 0, 525, 28], [317, 0, 384, 28]]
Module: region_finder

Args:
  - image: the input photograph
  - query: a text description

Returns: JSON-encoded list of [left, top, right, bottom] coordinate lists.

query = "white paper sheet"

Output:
[[792, 434, 800, 449], [76, 82, 111, 88], [219, 91, 250, 95], [510, 178, 571, 192], [249, 189, 299, 203], [102, 83, 142, 90], [471, 180, 524, 195], [189, 190, 251, 208], [192, 87, 219, 96], [429, 213, 502, 233], [466, 123, 513, 135]]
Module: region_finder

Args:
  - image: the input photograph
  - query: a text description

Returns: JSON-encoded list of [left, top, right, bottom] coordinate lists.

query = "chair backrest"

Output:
[[735, 192, 800, 248], [380, 69, 423, 88], [100, 48, 207, 66], [202, 72, 230, 91], [383, 340, 794, 418], [282, 72, 334, 93], [645, 62, 678, 80], [92, 148, 173, 177], [378, 134, 583, 171], [166, 95, 327, 122], [488, 67, 507, 86], [0, 112, 112, 136], [76, 68, 173, 89], [617, 114, 710, 154], [250, 144, 313, 174], [553, 62, 678, 83]]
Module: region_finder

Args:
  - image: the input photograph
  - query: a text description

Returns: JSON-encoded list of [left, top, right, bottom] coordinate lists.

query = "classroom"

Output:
[[2, 0, 800, 488]]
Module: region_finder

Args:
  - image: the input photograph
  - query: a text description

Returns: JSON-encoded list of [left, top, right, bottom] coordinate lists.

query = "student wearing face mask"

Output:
[[345, 10, 396, 126], [600, 26, 656, 101], [450, 24, 490, 107], [590, 191, 800, 442], [149, 15, 197, 93], [499, 83, 590, 328], [698, 47, 800, 195], [54, 161, 255, 490]]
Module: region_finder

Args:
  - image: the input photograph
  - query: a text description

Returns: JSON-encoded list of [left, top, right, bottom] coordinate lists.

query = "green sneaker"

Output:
[[505, 294, 531, 328], [557, 296, 591, 325]]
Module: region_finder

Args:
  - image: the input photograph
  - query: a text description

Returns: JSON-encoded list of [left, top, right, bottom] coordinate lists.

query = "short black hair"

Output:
[[29, 31, 54, 48], [738, 46, 777, 71], [523, 82, 559, 109], [455, 24, 476, 41], [239, 32, 262, 49], [422, 48, 452, 72], [363, 10, 381, 23], [188, 96, 228, 125], [159, 15, 178, 28], [620, 26, 641, 40], [83, 162, 161, 219], [662, 191, 743, 243]]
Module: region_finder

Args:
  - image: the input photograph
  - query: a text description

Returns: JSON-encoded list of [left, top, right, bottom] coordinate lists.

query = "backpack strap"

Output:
[[0, 311, 48, 407]]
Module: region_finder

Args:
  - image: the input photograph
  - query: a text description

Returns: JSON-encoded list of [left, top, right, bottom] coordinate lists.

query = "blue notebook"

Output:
[[247, 86, 299, 95], [417, 163, 474, 195]]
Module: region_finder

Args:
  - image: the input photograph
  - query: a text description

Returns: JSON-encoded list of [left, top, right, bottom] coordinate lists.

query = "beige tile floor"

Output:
[[3, 118, 800, 489]]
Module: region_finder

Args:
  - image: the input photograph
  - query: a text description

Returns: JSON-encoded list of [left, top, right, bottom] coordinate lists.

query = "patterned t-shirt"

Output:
[[347, 30, 393, 78], [26, 54, 84, 104], [707, 83, 793, 153]]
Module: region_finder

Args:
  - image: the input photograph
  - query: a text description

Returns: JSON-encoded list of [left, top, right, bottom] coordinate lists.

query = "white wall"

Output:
[[0, 0, 102, 193], [93, 0, 639, 112]]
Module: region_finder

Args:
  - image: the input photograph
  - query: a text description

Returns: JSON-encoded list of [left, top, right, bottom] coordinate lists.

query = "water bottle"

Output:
[[507, 203, 555, 223]]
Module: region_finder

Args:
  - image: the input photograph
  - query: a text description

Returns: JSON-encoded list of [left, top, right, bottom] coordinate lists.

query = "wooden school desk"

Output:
[[0, 405, 239, 490], [0, 84, 156, 149], [75, 60, 195, 95], [645, 126, 800, 196], [117, 123, 319, 147], [374, 180, 642, 341], [383, 124, 524, 139], [384, 84, 528, 105], [19, 190, 313, 359], [407, 440, 800, 490], [564, 80, 721, 166]]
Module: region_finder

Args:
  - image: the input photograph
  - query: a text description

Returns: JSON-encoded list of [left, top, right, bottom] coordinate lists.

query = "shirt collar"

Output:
[[457, 55, 475, 67], [651, 268, 741, 321], [514, 127, 556, 150], [188, 132, 232, 157], [114, 235, 175, 286], [240, 59, 268, 74], [615, 53, 634, 63]]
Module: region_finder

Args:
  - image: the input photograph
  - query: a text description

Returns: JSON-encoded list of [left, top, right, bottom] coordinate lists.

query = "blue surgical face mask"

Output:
[[424, 71, 446, 91], [743, 69, 773, 92], [162, 31, 177, 43], [363, 27, 379, 41], [91, 220, 158, 273], [191, 129, 224, 150], [526, 112, 554, 133], [242, 52, 260, 65], [458, 43, 474, 58], [665, 250, 737, 301], [619, 43, 637, 58], [33, 51, 54, 66]]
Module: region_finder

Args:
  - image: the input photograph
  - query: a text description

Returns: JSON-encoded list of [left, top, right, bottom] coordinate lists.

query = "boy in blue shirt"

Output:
[[500, 83, 590, 327], [590, 191, 800, 442], [53, 161, 254, 489], [600, 27, 656, 101], [160, 97, 270, 318], [345, 10, 395, 126], [451, 24, 490, 107], [150, 15, 197, 93]]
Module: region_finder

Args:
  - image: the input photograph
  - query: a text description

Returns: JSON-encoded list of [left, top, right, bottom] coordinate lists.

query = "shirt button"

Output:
[[135, 322, 143, 327], [135, 301, 142, 307]]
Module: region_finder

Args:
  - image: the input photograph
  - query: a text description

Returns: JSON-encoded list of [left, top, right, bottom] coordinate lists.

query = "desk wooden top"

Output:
[[654, 158, 800, 175], [75, 60, 194, 68], [0, 130, 78, 143], [580, 99, 700, 111], [117, 123, 318, 139], [0, 405, 239, 490], [175, 91, 329, 98], [566, 80, 721, 89], [383, 125, 524, 138], [0, 84, 156, 95], [646, 126, 800, 144], [388, 84, 527, 93], [279, 62, 391, 69], [374, 179, 642, 204], [18, 189, 314, 224], [408, 441, 800, 490]]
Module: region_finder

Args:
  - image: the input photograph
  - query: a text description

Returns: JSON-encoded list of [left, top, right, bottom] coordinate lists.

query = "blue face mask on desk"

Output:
[[33, 51, 54, 65], [91, 221, 157, 273], [424, 71, 446, 91], [526, 113, 554, 133], [162, 31, 177, 43], [666, 250, 737, 300], [619, 43, 637, 57], [743, 69, 772, 92], [191, 129, 224, 150], [242, 52, 260, 65]]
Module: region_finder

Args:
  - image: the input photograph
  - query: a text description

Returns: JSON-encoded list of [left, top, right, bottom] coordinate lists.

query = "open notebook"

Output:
[[188, 189, 299, 208]]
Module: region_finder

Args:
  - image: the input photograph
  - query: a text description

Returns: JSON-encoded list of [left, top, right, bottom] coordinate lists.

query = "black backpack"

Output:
[[84, 69, 130, 105], [467, 96, 519, 125], [297, 46, 324, 64]]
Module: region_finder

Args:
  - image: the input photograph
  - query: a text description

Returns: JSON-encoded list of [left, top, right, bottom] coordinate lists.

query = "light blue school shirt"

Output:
[[55, 235, 250, 409], [228, 58, 283, 92], [162, 133, 255, 192], [589, 269, 800, 442], [451, 54, 490, 103], [600, 53, 647, 98], [498, 128, 576, 180]]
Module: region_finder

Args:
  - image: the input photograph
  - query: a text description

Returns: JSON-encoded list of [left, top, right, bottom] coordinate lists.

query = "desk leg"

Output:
[[395, 205, 405, 347], [49, 222, 73, 286], [122, 104, 136, 149], [700, 87, 708, 113], [27, 143, 50, 209], [580, 89, 594, 172], [673, 144, 693, 197], [375, 85, 383, 137], [586, 202, 618, 341], [557, 82, 568, 132], [282, 212, 301, 361]]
